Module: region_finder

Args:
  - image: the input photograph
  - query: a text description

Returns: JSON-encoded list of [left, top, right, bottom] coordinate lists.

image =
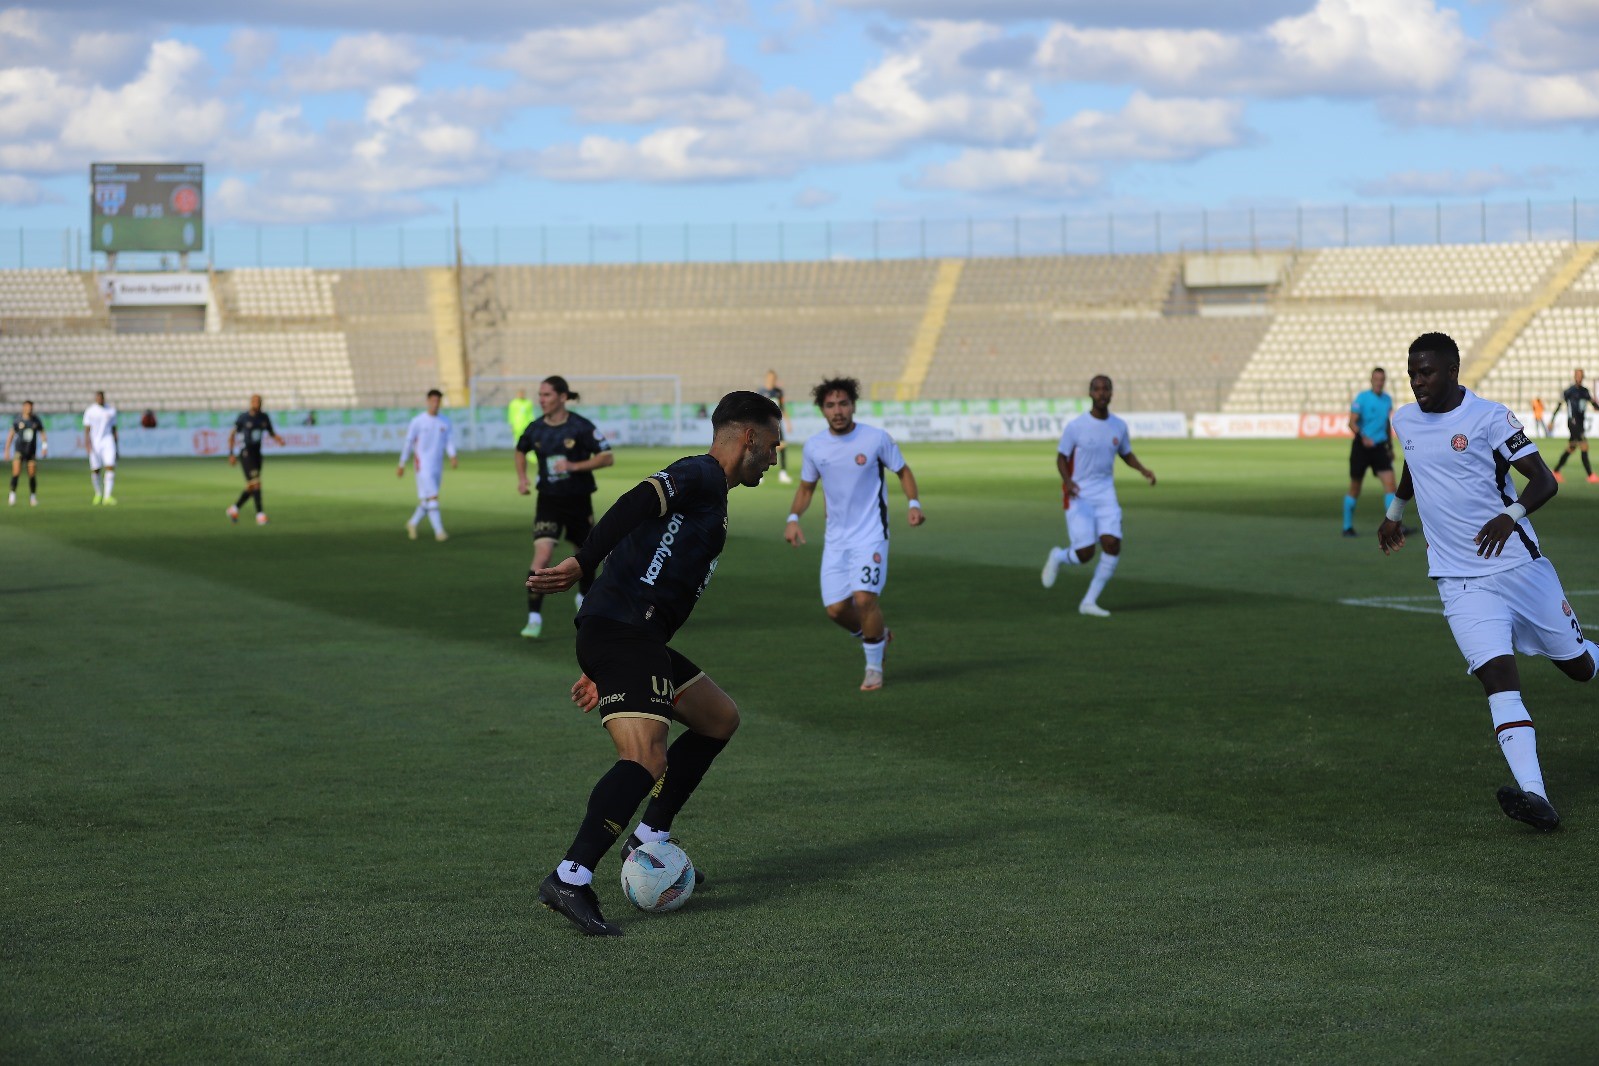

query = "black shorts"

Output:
[[1568, 418, 1586, 444], [535, 493, 593, 544], [240, 451, 263, 481], [575, 615, 705, 726], [13, 448, 37, 464], [1350, 439, 1393, 480]]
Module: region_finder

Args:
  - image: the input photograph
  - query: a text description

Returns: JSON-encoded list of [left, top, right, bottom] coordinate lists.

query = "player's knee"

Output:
[[825, 600, 852, 622], [1074, 546, 1096, 564], [1100, 537, 1121, 556], [851, 590, 879, 610]]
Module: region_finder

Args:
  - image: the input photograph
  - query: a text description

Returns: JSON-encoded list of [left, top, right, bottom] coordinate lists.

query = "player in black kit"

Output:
[[526, 390, 781, 936], [515, 375, 614, 638], [1549, 368, 1596, 484], [759, 369, 795, 485], [5, 400, 48, 506], [227, 394, 286, 525]]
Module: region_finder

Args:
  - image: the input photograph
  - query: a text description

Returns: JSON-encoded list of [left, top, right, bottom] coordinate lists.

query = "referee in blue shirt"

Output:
[[1343, 367, 1397, 537]]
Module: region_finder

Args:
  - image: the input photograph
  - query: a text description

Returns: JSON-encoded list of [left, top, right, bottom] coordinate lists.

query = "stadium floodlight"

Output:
[[466, 374, 683, 451]]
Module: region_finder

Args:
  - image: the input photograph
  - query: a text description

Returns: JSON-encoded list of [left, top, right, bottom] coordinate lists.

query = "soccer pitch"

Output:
[[4, 439, 1597, 1062]]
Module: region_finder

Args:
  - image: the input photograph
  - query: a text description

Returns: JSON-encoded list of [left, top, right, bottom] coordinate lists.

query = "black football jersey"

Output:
[[516, 412, 610, 497], [1563, 384, 1592, 422], [235, 410, 276, 453], [576, 454, 728, 643], [11, 416, 43, 454]]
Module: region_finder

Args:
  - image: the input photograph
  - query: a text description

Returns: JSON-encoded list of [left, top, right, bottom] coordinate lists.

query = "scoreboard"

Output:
[[90, 163, 204, 253]]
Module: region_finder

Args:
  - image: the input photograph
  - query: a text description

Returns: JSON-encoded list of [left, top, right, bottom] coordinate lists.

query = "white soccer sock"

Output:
[[104, 471, 115, 496], [633, 822, 670, 844], [528, 611, 542, 626], [409, 504, 426, 526], [425, 500, 444, 534], [1053, 546, 1083, 566], [574, 592, 585, 610], [1489, 691, 1546, 798], [863, 637, 886, 670], [1083, 553, 1119, 604], [556, 861, 594, 887], [90, 470, 101, 495]]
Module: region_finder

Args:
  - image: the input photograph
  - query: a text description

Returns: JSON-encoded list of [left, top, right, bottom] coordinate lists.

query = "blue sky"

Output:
[[1, 0, 1595, 233]]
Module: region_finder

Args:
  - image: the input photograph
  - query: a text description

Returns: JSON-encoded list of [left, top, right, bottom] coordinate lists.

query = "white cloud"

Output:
[[283, 33, 424, 94], [1491, 0, 1599, 74], [831, 0, 1305, 30], [225, 29, 277, 76], [33, 0, 666, 37], [0, 173, 43, 204], [919, 147, 1101, 196], [1404, 64, 1599, 124], [0, 8, 146, 84], [1048, 94, 1245, 162]]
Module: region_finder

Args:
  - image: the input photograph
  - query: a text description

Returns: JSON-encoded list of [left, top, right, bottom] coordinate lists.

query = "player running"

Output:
[[6, 400, 47, 506], [515, 375, 613, 639], [1379, 333, 1592, 832], [784, 376, 924, 692], [226, 395, 286, 526], [1041, 375, 1156, 617], [398, 389, 458, 541], [758, 369, 795, 485], [1548, 368, 1596, 484], [82, 391, 117, 505], [1342, 367, 1398, 537], [526, 390, 782, 936]]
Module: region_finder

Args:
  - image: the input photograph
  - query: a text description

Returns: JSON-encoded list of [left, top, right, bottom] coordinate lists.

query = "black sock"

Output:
[[527, 569, 544, 613], [1584, 452, 1594, 475], [641, 731, 730, 832], [8, 475, 15, 491], [28, 475, 36, 493], [564, 760, 657, 871], [252, 488, 264, 513], [235, 489, 251, 508], [779, 447, 788, 471], [1556, 451, 1571, 471]]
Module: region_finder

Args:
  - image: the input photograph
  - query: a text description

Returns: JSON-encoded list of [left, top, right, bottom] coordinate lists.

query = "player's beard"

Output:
[[739, 446, 767, 486]]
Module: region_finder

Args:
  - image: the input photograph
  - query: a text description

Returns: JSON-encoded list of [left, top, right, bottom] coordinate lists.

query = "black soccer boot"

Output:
[[1496, 786, 1562, 832], [538, 872, 623, 936], [621, 834, 706, 886]]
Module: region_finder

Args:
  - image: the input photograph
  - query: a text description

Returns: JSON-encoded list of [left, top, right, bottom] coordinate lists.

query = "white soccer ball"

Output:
[[620, 840, 696, 913]]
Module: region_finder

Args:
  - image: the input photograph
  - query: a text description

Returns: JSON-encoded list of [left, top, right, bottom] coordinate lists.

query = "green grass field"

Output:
[[4, 440, 1598, 1062]]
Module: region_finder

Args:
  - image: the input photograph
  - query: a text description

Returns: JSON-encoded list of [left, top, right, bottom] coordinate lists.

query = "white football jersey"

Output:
[[83, 403, 117, 446], [801, 422, 907, 544], [399, 412, 456, 473], [1058, 412, 1131, 492], [1393, 388, 1542, 578]]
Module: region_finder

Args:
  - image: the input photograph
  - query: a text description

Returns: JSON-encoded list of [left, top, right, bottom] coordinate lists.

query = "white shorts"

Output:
[[415, 468, 442, 500], [88, 440, 117, 470], [1437, 557, 1588, 674], [820, 538, 889, 606], [1065, 490, 1122, 552]]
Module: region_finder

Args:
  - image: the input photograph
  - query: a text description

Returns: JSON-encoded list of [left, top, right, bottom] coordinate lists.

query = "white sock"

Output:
[[556, 861, 593, 887], [528, 611, 542, 626], [1489, 691, 1546, 798], [1083, 553, 1119, 604], [90, 471, 101, 495], [574, 592, 585, 610], [633, 822, 670, 844], [1054, 546, 1083, 566], [863, 637, 886, 670], [104, 471, 115, 496], [425, 500, 444, 534], [409, 504, 426, 525]]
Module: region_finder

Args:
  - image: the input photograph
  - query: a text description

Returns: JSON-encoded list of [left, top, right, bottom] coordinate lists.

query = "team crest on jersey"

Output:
[[1112, 437, 1120, 448], [1450, 434, 1469, 451], [1563, 600, 1573, 617], [855, 453, 867, 465], [563, 438, 576, 449]]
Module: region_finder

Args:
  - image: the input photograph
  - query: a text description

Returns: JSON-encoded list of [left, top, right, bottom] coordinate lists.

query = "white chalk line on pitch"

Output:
[[1339, 590, 1599, 631]]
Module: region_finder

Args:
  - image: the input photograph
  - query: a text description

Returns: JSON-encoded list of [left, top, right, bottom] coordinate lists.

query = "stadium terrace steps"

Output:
[[895, 259, 964, 402], [1462, 243, 1599, 391], [1478, 305, 1599, 412], [0, 269, 95, 319]]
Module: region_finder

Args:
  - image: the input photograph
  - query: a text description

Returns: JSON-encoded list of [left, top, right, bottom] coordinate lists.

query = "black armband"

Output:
[[574, 480, 665, 576]]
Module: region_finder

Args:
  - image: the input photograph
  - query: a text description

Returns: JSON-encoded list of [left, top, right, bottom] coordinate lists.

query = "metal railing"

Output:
[[5, 199, 1596, 272]]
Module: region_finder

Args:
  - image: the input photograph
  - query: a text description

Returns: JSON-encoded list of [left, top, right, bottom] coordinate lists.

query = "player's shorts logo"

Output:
[[855, 453, 867, 465], [872, 552, 882, 563], [1563, 600, 1573, 617], [1451, 434, 1469, 451]]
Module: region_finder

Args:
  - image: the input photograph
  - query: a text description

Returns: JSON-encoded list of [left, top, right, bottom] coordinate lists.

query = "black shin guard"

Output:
[[235, 489, 252, 508], [527, 569, 544, 612], [641, 731, 730, 832], [252, 488, 264, 513], [28, 475, 36, 493], [564, 760, 657, 871], [8, 475, 16, 491], [1584, 452, 1593, 475], [1556, 450, 1572, 471]]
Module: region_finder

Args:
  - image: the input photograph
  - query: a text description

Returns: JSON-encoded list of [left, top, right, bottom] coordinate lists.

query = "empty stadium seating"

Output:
[[1288, 242, 1568, 301], [0, 270, 94, 318], [1478, 307, 1599, 411], [230, 268, 337, 317]]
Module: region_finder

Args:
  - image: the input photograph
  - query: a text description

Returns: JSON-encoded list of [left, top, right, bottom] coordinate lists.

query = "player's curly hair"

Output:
[[812, 376, 859, 409], [711, 390, 782, 431], [1409, 332, 1459, 368]]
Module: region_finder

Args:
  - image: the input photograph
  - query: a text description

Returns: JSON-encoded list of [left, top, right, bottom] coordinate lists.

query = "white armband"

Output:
[[1502, 502, 1527, 523], [1385, 498, 1406, 523], [907, 499, 921, 510], [786, 513, 801, 524]]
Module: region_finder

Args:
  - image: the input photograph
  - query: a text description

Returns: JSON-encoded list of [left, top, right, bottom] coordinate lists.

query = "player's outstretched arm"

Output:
[[785, 480, 817, 545], [1377, 465, 1414, 555], [1474, 451, 1558, 559], [1121, 451, 1156, 486], [897, 464, 925, 525]]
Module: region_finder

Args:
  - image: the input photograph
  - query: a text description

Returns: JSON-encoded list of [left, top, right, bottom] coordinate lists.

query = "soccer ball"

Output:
[[620, 840, 696, 913]]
